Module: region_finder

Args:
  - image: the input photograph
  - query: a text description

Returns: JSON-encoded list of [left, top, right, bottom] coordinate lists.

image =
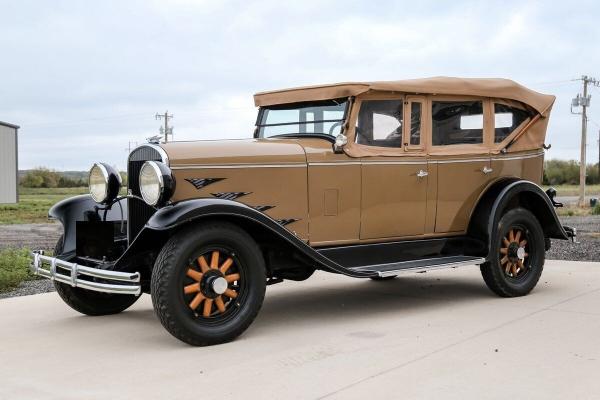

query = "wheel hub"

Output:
[[516, 246, 526, 260], [182, 249, 241, 318], [507, 242, 520, 262], [500, 227, 529, 278], [211, 276, 228, 295]]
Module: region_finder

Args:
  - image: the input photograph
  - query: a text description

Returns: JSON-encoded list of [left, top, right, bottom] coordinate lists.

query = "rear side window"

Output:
[[432, 101, 483, 145], [494, 103, 531, 142], [355, 100, 403, 148]]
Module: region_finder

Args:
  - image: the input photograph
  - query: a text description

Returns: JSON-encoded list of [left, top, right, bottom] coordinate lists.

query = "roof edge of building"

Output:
[[0, 121, 20, 129]]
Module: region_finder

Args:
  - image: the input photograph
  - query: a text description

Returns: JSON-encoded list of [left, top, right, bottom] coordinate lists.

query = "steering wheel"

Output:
[[328, 121, 343, 135]]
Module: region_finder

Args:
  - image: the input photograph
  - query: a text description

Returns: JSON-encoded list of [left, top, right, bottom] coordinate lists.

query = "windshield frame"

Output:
[[254, 98, 350, 140]]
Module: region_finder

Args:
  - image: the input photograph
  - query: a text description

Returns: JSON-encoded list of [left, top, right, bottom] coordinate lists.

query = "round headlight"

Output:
[[89, 162, 122, 204], [139, 161, 175, 206]]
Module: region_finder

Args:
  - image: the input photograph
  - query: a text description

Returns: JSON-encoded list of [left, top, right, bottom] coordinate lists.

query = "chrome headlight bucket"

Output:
[[89, 162, 122, 204], [139, 161, 175, 206]]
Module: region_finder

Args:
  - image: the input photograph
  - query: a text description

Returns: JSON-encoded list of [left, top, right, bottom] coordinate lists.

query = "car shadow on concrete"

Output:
[[34, 270, 508, 348], [252, 272, 495, 332]]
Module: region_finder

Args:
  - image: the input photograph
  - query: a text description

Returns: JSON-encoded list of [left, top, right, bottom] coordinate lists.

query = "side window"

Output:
[[494, 103, 531, 143], [356, 100, 403, 148], [432, 101, 483, 146], [408, 102, 421, 146]]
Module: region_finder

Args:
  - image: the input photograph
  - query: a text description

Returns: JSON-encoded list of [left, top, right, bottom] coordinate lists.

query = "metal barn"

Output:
[[0, 121, 19, 204]]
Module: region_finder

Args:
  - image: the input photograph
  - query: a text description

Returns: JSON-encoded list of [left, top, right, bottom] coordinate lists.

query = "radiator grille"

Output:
[[127, 146, 164, 242]]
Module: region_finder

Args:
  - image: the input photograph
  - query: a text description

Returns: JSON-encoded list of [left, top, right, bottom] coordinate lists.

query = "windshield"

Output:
[[256, 99, 348, 138]]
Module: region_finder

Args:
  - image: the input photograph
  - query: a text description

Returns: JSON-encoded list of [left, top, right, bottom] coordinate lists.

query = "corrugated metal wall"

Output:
[[0, 125, 18, 204]]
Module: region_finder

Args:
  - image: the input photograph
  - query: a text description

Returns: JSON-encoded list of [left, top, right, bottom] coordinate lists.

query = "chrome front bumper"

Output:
[[31, 251, 141, 296]]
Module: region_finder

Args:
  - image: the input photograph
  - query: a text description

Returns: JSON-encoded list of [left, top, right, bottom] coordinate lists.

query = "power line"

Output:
[[528, 79, 577, 87]]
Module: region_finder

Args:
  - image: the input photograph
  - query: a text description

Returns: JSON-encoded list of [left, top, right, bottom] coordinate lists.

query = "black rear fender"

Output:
[[468, 179, 568, 259]]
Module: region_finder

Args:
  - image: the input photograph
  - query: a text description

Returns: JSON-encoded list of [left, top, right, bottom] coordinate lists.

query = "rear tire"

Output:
[[53, 235, 141, 316], [480, 208, 545, 297], [151, 222, 266, 346]]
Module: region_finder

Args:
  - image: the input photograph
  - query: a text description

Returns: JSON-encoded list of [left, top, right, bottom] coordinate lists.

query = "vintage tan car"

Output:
[[31, 77, 575, 346]]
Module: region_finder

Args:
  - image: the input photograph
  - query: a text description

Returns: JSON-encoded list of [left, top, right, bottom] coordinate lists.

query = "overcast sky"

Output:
[[2, 0, 600, 171]]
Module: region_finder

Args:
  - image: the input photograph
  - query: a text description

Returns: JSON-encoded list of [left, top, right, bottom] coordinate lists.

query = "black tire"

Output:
[[480, 208, 545, 297], [53, 235, 141, 316], [370, 275, 397, 281], [151, 222, 266, 346]]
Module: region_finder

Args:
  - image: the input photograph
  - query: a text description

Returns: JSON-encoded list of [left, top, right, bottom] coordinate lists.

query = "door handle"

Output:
[[482, 166, 493, 174], [416, 169, 429, 178]]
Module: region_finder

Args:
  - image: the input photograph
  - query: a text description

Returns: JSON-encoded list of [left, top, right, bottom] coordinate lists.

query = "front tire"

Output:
[[480, 208, 545, 297], [53, 235, 140, 316], [151, 222, 266, 346]]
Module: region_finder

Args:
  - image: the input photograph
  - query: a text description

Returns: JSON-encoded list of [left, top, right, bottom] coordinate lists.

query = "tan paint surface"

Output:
[[158, 84, 551, 246], [360, 158, 428, 239], [303, 140, 361, 245], [165, 139, 309, 240]]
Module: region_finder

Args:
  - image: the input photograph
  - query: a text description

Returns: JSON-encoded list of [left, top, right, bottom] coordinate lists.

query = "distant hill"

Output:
[[18, 170, 89, 180], [19, 170, 126, 179]]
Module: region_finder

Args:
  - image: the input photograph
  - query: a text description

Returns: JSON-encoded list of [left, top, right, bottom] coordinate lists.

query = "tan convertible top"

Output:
[[254, 77, 555, 115]]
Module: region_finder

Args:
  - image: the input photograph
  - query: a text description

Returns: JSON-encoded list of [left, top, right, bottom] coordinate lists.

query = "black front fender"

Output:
[[114, 198, 369, 278], [49, 195, 127, 256]]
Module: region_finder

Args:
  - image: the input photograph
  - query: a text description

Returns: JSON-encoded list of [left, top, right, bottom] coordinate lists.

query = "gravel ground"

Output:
[[548, 215, 600, 262], [0, 216, 597, 299], [0, 279, 55, 300], [0, 223, 63, 250]]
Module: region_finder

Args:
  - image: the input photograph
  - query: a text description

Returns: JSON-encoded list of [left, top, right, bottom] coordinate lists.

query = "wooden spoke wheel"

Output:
[[151, 222, 266, 346], [499, 226, 530, 280], [183, 249, 244, 319], [480, 208, 545, 298]]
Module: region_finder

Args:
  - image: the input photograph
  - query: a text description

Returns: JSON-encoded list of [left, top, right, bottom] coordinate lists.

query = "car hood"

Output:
[[160, 138, 307, 167]]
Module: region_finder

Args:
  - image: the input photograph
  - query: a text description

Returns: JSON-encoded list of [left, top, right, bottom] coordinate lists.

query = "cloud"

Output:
[[1, 0, 599, 169]]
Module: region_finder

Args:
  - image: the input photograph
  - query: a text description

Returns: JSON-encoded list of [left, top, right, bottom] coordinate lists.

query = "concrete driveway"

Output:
[[1, 260, 599, 400]]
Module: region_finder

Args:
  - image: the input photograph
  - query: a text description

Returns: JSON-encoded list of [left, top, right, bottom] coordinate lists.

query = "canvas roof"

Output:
[[254, 77, 555, 115]]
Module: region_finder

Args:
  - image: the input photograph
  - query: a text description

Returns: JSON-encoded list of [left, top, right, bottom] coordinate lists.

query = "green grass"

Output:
[[0, 248, 34, 292], [0, 187, 87, 224], [542, 184, 600, 197]]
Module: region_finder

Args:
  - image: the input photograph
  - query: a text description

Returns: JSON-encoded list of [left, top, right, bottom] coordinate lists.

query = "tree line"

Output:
[[543, 160, 600, 186], [20, 168, 127, 188]]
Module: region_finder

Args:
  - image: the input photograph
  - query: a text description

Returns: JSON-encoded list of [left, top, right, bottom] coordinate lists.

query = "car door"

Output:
[[357, 96, 429, 240], [429, 98, 494, 233]]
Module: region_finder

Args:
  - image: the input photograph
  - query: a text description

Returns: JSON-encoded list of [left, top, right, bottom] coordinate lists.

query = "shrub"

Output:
[[0, 248, 33, 292], [593, 204, 600, 216], [21, 168, 61, 188], [543, 160, 600, 185], [21, 168, 88, 188]]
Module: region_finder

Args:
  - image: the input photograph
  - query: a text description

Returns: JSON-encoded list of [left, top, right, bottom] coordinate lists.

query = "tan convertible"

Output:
[[31, 77, 575, 345]]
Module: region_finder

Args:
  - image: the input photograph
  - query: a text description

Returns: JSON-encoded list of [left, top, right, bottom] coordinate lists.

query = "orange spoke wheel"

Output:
[[499, 226, 530, 280], [151, 223, 266, 346], [183, 248, 243, 319]]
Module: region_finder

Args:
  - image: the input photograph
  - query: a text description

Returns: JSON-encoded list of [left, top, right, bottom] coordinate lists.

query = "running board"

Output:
[[348, 255, 486, 278]]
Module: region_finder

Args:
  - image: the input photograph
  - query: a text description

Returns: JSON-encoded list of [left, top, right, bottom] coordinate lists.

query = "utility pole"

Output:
[[155, 111, 174, 143], [571, 76, 599, 207], [125, 141, 138, 154]]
